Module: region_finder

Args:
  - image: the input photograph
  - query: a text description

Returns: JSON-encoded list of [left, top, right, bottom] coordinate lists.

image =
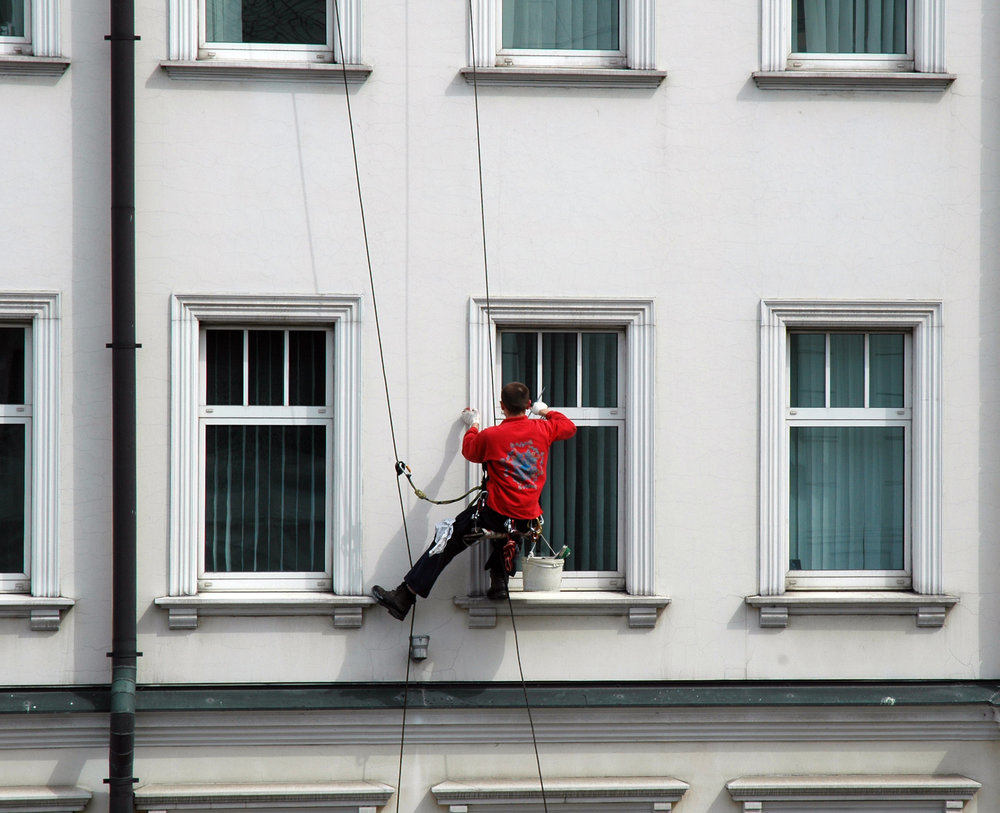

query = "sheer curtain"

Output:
[[502, 0, 619, 50], [0, 0, 25, 37], [0, 425, 25, 574], [793, 0, 907, 54]]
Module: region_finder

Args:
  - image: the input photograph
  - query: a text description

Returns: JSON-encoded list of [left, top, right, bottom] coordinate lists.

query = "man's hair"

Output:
[[500, 381, 531, 413]]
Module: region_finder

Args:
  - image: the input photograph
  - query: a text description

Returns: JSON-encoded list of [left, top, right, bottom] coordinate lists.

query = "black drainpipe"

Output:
[[107, 0, 138, 808]]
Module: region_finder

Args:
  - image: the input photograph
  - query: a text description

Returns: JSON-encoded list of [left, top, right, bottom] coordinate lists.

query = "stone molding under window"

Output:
[[726, 774, 980, 811], [0, 787, 91, 813], [753, 300, 954, 628], [0, 293, 71, 631], [459, 297, 668, 627], [162, 294, 365, 630], [162, 0, 370, 83], [432, 778, 689, 812], [0, 0, 67, 77], [134, 783, 394, 813], [464, 0, 665, 88], [754, 0, 954, 91]]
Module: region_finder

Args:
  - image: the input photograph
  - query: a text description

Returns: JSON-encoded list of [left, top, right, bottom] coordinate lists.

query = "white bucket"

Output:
[[522, 555, 564, 592]]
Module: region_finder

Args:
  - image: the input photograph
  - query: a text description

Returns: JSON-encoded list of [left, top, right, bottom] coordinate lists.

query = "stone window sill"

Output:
[[0, 56, 69, 77], [154, 593, 375, 630], [432, 777, 689, 812], [0, 787, 92, 813], [746, 592, 959, 628], [752, 70, 955, 91], [727, 774, 980, 811], [134, 782, 394, 813], [159, 61, 372, 83], [454, 591, 670, 629], [459, 66, 665, 89], [0, 595, 75, 631]]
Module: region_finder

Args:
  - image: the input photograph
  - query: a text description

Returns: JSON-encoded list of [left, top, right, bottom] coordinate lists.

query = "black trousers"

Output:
[[403, 499, 538, 598]]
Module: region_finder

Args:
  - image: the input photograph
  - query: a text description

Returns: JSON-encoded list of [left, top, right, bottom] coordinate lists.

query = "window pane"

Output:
[[0, 328, 24, 405], [829, 333, 864, 407], [289, 331, 326, 407], [789, 333, 825, 408], [206, 330, 243, 406], [205, 425, 326, 573], [205, 0, 326, 45], [0, 0, 26, 37], [248, 330, 284, 406], [502, 0, 620, 50], [792, 0, 907, 54], [789, 426, 904, 571], [542, 333, 577, 407], [540, 426, 618, 572], [0, 424, 25, 574], [869, 333, 904, 408], [581, 333, 617, 407], [501, 332, 538, 398]]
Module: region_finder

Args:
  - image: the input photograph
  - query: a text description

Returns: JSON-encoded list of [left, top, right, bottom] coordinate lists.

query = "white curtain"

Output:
[[793, 0, 907, 54], [503, 0, 619, 50], [0, 0, 25, 38]]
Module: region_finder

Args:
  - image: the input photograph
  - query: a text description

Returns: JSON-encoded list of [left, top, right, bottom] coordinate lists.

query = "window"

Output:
[[500, 329, 624, 590], [164, 0, 367, 81], [166, 296, 363, 622], [0, 0, 64, 72], [468, 298, 655, 597], [465, 0, 662, 86], [756, 0, 951, 89], [201, 327, 333, 590], [758, 301, 944, 603], [0, 293, 67, 630]]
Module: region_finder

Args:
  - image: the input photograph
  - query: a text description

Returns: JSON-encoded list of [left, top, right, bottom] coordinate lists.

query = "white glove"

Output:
[[461, 407, 480, 426], [530, 401, 548, 415]]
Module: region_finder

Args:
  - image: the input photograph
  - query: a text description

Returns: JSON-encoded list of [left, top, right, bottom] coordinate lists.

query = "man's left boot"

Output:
[[486, 568, 509, 600], [372, 582, 415, 620]]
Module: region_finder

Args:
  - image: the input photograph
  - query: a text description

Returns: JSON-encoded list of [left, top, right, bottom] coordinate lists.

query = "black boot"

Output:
[[372, 582, 415, 620], [486, 568, 509, 600]]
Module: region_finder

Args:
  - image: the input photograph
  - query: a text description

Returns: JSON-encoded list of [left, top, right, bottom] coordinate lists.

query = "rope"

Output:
[[395, 460, 484, 505], [332, 7, 415, 813], [467, 4, 549, 812]]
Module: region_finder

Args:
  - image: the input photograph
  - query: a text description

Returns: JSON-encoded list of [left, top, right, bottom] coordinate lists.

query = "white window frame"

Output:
[[168, 0, 362, 64], [0, 322, 31, 592], [469, 297, 655, 597], [784, 330, 912, 590], [0, 295, 59, 600], [198, 326, 335, 591], [169, 294, 362, 599], [0, 0, 58, 57], [469, 0, 656, 71], [498, 328, 626, 591], [759, 301, 941, 598], [757, 0, 951, 89]]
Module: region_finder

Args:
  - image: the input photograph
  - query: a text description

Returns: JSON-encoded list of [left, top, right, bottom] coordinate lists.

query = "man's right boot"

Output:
[[372, 582, 415, 620], [486, 568, 509, 600]]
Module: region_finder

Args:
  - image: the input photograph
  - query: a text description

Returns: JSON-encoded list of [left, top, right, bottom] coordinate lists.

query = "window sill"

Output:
[[752, 70, 955, 91], [154, 593, 375, 630], [0, 595, 75, 631], [0, 56, 70, 77], [432, 777, 689, 812], [454, 591, 671, 629], [159, 61, 372, 83], [0, 787, 92, 813], [459, 66, 666, 89], [134, 783, 394, 813], [746, 592, 959, 628], [727, 774, 981, 811]]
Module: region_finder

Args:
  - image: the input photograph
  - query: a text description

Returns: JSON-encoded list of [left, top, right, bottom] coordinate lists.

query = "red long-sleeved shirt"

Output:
[[462, 412, 577, 519]]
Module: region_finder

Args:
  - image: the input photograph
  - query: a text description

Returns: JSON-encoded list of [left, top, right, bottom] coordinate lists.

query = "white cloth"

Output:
[[427, 519, 455, 556]]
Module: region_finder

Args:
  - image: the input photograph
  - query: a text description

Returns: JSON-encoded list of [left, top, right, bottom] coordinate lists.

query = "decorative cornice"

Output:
[[159, 61, 372, 83]]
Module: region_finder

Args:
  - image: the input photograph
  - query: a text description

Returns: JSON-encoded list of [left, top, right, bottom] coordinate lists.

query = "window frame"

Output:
[[168, 0, 362, 65], [499, 328, 627, 590], [468, 0, 657, 73], [0, 0, 61, 64], [757, 0, 949, 90], [198, 326, 336, 591], [759, 301, 942, 598], [469, 297, 655, 597], [0, 294, 60, 606], [0, 324, 32, 591], [169, 294, 363, 599]]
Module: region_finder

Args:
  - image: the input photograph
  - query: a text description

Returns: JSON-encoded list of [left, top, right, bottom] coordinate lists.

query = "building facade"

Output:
[[1, 0, 998, 811]]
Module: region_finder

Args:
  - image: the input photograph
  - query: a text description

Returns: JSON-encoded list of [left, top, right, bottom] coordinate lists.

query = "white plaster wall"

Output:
[[0, 0, 996, 690]]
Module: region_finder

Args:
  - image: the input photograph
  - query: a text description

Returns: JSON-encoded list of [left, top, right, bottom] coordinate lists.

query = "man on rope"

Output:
[[372, 381, 576, 620]]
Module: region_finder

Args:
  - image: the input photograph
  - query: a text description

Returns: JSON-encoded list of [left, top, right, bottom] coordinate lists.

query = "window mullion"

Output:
[[824, 333, 831, 408], [242, 329, 249, 406]]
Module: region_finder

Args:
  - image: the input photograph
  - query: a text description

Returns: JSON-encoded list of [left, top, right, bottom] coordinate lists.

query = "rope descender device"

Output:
[[395, 460, 484, 505]]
